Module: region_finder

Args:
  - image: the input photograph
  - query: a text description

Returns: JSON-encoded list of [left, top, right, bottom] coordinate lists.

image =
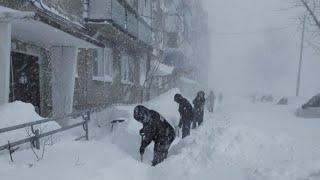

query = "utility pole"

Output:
[[296, 15, 306, 97]]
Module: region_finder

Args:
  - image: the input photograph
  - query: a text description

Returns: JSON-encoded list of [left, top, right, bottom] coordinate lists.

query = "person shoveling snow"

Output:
[[133, 105, 175, 166]]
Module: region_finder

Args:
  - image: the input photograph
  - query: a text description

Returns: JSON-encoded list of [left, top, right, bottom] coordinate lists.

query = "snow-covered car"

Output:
[[277, 97, 288, 105], [296, 94, 320, 118]]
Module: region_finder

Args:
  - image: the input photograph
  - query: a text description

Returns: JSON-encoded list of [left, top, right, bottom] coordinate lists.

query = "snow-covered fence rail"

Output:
[[0, 110, 91, 161]]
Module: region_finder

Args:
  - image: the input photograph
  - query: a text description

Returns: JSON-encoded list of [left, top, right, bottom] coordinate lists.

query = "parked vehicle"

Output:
[[296, 94, 320, 118]]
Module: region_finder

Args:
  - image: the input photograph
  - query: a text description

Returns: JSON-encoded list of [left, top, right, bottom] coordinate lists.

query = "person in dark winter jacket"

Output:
[[174, 94, 193, 138], [134, 105, 175, 166], [193, 91, 206, 128]]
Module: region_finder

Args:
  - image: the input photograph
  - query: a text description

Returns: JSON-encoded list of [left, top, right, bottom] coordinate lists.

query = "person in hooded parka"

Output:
[[134, 105, 175, 166], [174, 94, 194, 138], [193, 91, 206, 128]]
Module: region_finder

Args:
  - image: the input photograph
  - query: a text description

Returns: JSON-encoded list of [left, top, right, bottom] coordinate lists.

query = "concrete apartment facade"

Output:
[[0, 0, 153, 125]]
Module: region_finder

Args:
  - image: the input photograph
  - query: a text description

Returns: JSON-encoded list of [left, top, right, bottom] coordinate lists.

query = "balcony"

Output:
[[88, 0, 152, 45]]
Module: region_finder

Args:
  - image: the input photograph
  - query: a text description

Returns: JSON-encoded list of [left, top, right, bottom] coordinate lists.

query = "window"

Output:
[[121, 55, 134, 84], [93, 48, 113, 82]]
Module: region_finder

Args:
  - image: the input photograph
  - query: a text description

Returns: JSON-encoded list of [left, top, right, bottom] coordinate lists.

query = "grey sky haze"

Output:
[[202, 0, 320, 97]]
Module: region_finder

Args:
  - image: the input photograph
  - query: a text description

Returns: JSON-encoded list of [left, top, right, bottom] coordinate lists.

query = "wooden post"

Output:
[[8, 141, 13, 162], [85, 111, 90, 140], [34, 129, 40, 150]]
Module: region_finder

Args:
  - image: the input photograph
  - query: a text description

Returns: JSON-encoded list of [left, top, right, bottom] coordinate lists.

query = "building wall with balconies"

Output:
[[0, 0, 154, 117]]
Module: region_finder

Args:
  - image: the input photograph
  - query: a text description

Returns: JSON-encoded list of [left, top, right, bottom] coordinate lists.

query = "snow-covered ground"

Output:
[[0, 102, 59, 148], [1, 89, 320, 180]]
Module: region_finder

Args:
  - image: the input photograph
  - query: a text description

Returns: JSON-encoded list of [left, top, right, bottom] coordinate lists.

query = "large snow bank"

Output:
[[0, 101, 59, 148], [179, 77, 199, 85], [3, 92, 320, 180], [145, 88, 180, 124], [0, 88, 183, 180]]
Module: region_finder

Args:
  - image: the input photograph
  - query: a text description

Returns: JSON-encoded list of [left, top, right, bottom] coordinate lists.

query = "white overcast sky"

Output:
[[202, 0, 320, 97]]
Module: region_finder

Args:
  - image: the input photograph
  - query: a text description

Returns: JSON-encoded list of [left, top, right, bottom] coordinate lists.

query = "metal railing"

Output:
[[0, 110, 91, 161]]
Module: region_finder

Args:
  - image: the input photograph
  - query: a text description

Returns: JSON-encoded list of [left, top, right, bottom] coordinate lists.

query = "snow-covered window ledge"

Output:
[[93, 75, 113, 83], [121, 80, 134, 86]]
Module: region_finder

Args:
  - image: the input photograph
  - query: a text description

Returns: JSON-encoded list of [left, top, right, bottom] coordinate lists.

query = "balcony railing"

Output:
[[88, 0, 152, 45]]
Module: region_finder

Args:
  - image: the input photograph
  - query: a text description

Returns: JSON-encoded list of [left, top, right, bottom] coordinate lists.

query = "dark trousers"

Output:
[[198, 111, 204, 125], [152, 136, 175, 166], [181, 121, 191, 139], [192, 120, 197, 129], [208, 104, 214, 113], [193, 111, 204, 127]]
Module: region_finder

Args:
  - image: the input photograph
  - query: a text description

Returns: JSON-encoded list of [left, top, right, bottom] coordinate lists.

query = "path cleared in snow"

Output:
[[1, 90, 320, 180]]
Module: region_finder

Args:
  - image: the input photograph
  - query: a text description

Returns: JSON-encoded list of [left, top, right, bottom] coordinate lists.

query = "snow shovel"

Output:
[[140, 134, 144, 162], [175, 125, 180, 137]]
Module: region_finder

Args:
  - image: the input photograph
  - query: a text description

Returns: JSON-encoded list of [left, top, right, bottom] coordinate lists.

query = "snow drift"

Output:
[[0, 101, 59, 149], [1, 90, 320, 180]]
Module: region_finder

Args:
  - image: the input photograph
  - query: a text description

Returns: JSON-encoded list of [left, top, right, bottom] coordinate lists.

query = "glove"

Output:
[[140, 147, 145, 155], [139, 129, 145, 137]]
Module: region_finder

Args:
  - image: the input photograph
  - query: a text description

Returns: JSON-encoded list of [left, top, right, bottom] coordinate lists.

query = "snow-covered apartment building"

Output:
[[149, 0, 210, 97], [0, 0, 209, 118]]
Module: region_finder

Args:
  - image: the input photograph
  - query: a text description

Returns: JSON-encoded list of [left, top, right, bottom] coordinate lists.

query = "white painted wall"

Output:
[[0, 22, 11, 105], [50, 46, 78, 126]]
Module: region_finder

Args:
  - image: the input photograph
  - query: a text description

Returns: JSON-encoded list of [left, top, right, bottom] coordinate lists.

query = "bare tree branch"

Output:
[[301, 0, 320, 30]]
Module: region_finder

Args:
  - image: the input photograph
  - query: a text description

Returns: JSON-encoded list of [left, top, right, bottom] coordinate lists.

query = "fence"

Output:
[[0, 110, 91, 162]]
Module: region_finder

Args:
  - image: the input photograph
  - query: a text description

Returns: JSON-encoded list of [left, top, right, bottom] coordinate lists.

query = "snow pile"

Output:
[[0, 6, 34, 19], [2, 91, 320, 180], [32, 1, 70, 21], [0, 101, 59, 148], [179, 77, 199, 85], [150, 60, 174, 76], [145, 88, 180, 125]]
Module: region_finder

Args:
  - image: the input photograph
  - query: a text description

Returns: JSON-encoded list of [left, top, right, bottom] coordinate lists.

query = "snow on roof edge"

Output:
[[151, 60, 174, 76], [0, 6, 34, 20], [180, 77, 199, 85]]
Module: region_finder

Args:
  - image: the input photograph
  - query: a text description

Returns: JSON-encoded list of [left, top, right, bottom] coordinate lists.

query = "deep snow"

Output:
[[1, 89, 320, 180], [0, 102, 59, 148]]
